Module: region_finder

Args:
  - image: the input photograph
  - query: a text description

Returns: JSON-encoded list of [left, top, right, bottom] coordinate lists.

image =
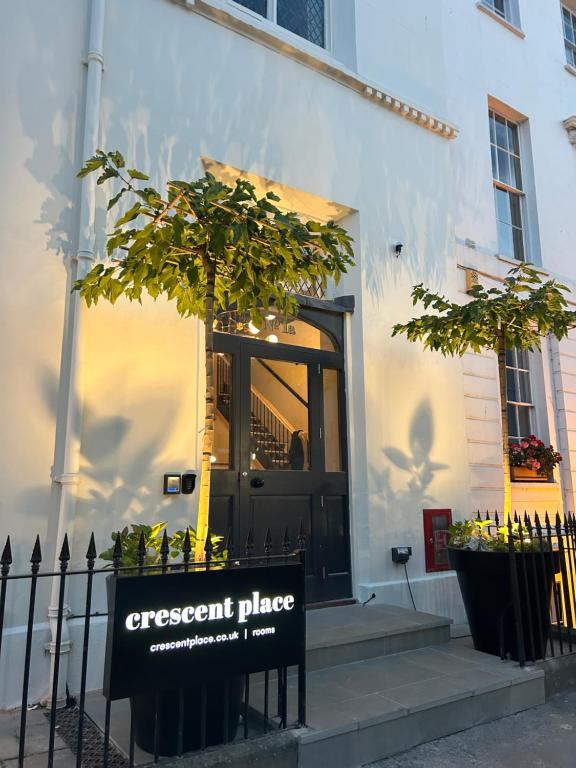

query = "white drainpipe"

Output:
[[47, 0, 106, 706]]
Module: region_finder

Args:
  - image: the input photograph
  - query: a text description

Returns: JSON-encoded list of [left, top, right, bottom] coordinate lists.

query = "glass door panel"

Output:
[[323, 368, 342, 472], [250, 358, 309, 470], [213, 353, 233, 469]]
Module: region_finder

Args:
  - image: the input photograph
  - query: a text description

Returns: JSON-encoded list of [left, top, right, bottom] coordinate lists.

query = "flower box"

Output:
[[509, 435, 561, 482], [511, 466, 547, 482]]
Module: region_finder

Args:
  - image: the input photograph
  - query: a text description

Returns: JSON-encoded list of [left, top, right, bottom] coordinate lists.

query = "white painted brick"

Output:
[[467, 442, 502, 465], [465, 419, 501, 443], [468, 464, 503, 488], [464, 397, 500, 421], [463, 373, 499, 399]]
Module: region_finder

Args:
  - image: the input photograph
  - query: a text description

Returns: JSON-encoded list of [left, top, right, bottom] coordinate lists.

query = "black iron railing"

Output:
[[466, 511, 576, 667], [0, 526, 307, 767]]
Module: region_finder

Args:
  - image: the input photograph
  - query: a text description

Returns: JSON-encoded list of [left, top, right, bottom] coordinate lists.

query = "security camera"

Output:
[[394, 242, 404, 257]]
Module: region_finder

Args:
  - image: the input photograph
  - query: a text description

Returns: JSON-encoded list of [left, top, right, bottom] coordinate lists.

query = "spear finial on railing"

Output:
[[282, 527, 291, 558], [160, 529, 170, 568], [204, 528, 213, 569], [245, 528, 254, 558], [534, 513, 543, 546], [59, 534, 70, 571], [112, 532, 123, 572], [224, 527, 234, 562], [1, 536, 12, 577], [555, 511, 563, 534], [264, 528, 272, 560], [86, 533, 96, 571], [31, 535, 42, 574], [137, 531, 146, 571], [297, 521, 306, 551], [494, 511, 500, 528], [182, 529, 192, 569]]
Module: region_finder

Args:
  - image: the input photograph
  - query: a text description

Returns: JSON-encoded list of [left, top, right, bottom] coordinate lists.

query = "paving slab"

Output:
[[296, 640, 545, 768], [0, 709, 69, 761], [368, 689, 576, 768]]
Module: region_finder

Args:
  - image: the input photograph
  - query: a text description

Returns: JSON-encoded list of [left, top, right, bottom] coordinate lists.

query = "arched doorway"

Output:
[[209, 305, 352, 603]]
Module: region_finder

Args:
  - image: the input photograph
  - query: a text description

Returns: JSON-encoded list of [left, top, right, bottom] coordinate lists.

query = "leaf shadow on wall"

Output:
[[377, 399, 450, 509]]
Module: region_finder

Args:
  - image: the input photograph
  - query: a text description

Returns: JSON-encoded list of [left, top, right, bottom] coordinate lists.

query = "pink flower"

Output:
[[532, 461, 541, 470], [530, 440, 539, 447], [521, 440, 529, 449], [511, 444, 521, 453]]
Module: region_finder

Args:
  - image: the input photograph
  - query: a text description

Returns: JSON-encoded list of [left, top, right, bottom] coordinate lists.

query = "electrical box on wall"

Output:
[[423, 509, 452, 572]]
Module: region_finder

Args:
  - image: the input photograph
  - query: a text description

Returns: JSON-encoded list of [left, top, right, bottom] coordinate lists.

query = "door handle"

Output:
[[250, 477, 265, 489]]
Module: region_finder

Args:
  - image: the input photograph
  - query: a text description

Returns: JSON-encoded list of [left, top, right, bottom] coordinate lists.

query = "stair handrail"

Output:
[[255, 359, 308, 407]]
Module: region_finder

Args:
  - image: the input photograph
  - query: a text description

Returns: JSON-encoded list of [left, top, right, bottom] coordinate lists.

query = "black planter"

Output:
[[131, 676, 244, 756], [448, 547, 558, 662]]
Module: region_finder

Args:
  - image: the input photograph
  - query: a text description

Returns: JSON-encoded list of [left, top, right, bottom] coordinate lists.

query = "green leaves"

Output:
[[127, 169, 150, 181], [393, 263, 576, 357], [115, 202, 142, 227], [74, 150, 355, 323]]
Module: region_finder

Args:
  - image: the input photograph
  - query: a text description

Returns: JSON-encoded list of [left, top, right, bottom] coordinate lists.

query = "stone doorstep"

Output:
[[293, 644, 546, 768], [305, 604, 452, 670]]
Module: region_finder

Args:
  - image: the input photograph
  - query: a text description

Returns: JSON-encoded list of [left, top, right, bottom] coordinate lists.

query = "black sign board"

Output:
[[103, 563, 305, 700]]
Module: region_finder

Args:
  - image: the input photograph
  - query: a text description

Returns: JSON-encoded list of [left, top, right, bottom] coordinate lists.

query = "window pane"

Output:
[[497, 149, 511, 185], [323, 369, 342, 472], [509, 193, 522, 227], [277, 0, 325, 47], [516, 349, 529, 369], [234, 0, 267, 15], [495, 187, 511, 223], [489, 113, 496, 143], [565, 14, 575, 45], [214, 353, 233, 469], [506, 348, 515, 366], [497, 220, 514, 258], [518, 370, 532, 403], [494, 0, 507, 19], [512, 226, 525, 261], [250, 358, 309, 470], [491, 145, 498, 179], [507, 123, 519, 155], [508, 405, 519, 439], [511, 156, 522, 190], [495, 116, 509, 150], [518, 405, 531, 437], [506, 368, 518, 401]]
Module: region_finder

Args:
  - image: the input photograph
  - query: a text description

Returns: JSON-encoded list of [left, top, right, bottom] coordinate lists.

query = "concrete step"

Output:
[[306, 604, 452, 671], [294, 641, 545, 768]]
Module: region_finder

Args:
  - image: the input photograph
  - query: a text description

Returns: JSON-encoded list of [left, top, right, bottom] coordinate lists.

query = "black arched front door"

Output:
[[209, 306, 352, 604]]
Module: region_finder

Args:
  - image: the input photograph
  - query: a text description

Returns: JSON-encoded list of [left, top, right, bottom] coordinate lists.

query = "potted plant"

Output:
[[509, 435, 562, 482], [101, 523, 243, 756], [448, 518, 558, 661]]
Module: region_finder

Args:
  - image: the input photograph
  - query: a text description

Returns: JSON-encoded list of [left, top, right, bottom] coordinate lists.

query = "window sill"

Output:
[[476, 3, 525, 39], [565, 63, 576, 78]]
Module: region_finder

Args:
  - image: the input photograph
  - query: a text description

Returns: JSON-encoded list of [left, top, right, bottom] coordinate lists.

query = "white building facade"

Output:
[[1, 0, 576, 706]]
